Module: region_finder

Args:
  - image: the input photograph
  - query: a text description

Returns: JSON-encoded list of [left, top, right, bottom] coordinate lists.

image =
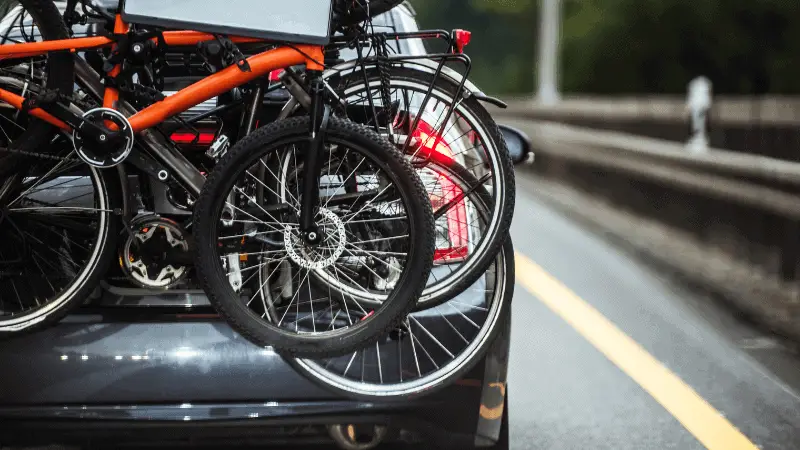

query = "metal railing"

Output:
[[508, 119, 800, 283], [505, 115, 800, 341], [494, 96, 800, 162]]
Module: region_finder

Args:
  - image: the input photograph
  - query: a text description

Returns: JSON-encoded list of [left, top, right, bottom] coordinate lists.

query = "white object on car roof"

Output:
[[122, 0, 332, 45]]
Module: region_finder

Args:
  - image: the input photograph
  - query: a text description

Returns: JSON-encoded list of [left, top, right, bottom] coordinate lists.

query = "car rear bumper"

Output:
[[0, 307, 509, 449], [0, 404, 480, 448]]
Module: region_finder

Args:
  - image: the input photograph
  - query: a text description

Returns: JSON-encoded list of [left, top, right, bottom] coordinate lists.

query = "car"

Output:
[[0, 2, 528, 449]]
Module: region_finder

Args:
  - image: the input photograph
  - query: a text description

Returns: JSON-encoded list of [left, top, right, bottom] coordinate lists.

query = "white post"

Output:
[[537, 0, 561, 106], [687, 76, 712, 154]]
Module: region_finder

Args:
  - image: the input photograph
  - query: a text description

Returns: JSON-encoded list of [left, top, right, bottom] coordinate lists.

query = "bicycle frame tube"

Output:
[[0, 15, 324, 133], [128, 45, 321, 131]]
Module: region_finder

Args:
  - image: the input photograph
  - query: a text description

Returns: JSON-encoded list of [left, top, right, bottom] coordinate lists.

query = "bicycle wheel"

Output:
[[0, 1, 116, 334], [0, 143, 120, 334], [272, 138, 497, 310], [193, 116, 435, 358], [289, 233, 515, 400], [326, 66, 515, 308]]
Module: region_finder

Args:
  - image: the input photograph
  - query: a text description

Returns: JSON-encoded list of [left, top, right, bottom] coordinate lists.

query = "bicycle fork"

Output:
[[299, 70, 331, 244]]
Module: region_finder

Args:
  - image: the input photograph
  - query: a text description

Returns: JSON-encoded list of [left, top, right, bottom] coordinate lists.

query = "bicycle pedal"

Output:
[[206, 134, 230, 160]]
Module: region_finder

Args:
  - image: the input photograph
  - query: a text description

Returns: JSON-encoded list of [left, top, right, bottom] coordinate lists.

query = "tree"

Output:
[[410, 0, 800, 95], [410, 0, 538, 94]]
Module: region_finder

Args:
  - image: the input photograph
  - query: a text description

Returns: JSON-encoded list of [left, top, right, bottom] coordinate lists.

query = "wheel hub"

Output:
[[285, 208, 346, 270]]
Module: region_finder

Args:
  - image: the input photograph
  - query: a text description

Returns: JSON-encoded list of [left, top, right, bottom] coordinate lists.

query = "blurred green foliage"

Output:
[[410, 0, 538, 95], [410, 0, 800, 95]]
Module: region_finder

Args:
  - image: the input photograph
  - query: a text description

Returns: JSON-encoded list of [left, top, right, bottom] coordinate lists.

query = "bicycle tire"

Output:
[[288, 237, 515, 400], [193, 116, 435, 358], [0, 1, 119, 335], [0, 162, 121, 334]]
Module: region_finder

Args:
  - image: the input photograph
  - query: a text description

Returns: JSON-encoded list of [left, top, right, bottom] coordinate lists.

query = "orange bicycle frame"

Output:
[[0, 15, 325, 133]]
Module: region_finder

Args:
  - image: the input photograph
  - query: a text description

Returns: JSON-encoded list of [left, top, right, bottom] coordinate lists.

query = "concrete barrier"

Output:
[[505, 117, 800, 343]]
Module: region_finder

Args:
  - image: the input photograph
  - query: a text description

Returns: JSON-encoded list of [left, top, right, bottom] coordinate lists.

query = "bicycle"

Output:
[[0, 0, 434, 358], [269, 13, 516, 309]]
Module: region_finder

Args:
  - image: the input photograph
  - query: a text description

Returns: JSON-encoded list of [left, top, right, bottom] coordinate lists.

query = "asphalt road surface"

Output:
[[508, 171, 800, 449]]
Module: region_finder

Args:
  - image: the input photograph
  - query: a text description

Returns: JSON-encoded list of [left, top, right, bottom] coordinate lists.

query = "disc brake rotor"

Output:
[[284, 208, 346, 270]]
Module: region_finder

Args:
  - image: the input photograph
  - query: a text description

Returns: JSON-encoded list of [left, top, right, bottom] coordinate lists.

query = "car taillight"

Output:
[[170, 130, 217, 146], [412, 119, 469, 264], [269, 69, 285, 82], [412, 119, 455, 164], [431, 172, 469, 263]]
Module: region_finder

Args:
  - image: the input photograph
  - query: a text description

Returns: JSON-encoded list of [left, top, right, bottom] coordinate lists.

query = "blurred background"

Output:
[[411, 0, 800, 96]]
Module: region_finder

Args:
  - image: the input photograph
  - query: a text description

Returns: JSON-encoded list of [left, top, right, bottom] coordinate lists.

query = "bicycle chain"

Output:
[[0, 147, 79, 162], [0, 89, 97, 163]]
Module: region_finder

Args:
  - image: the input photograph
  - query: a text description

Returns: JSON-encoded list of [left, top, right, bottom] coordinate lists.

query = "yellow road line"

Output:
[[514, 252, 759, 450]]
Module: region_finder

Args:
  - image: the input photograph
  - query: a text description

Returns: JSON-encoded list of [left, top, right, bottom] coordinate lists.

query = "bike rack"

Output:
[[329, 28, 473, 167]]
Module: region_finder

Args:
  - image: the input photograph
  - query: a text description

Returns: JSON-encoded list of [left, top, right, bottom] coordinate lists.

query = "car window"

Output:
[[395, 5, 427, 56], [337, 6, 428, 62]]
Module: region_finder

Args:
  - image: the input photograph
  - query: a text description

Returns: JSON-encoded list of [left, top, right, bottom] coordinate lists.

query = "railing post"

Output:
[[536, 0, 561, 106], [687, 76, 712, 154]]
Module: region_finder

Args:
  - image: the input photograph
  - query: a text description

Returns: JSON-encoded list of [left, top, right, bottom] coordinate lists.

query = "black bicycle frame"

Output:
[[76, 55, 331, 234], [75, 57, 207, 198]]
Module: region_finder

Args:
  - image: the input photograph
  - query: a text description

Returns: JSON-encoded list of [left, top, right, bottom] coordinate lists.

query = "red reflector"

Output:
[[170, 130, 216, 146], [269, 69, 285, 82], [454, 29, 472, 54]]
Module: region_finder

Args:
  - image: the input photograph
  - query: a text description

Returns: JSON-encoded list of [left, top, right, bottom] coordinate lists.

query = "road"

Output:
[[508, 172, 800, 449]]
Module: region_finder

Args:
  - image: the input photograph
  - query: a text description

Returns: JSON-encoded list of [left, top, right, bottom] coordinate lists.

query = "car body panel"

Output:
[[0, 2, 510, 447], [0, 307, 495, 447]]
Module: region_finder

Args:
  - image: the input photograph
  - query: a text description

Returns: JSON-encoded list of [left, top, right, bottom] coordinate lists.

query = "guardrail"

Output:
[[492, 97, 800, 162], [504, 117, 800, 342], [504, 118, 800, 281]]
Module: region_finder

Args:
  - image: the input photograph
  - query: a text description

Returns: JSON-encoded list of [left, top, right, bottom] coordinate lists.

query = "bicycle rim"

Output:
[[335, 74, 510, 306], [290, 237, 513, 398]]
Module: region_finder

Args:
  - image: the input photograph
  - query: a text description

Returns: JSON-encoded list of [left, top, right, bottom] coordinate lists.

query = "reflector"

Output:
[[454, 29, 472, 54]]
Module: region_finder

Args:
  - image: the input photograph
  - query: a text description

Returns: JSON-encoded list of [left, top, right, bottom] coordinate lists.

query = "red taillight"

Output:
[[269, 69, 285, 82], [170, 130, 216, 146], [411, 119, 469, 263], [412, 120, 454, 162], [434, 246, 469, 262], [454, 29, 472, 54], [434, 173, 469, 263]]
